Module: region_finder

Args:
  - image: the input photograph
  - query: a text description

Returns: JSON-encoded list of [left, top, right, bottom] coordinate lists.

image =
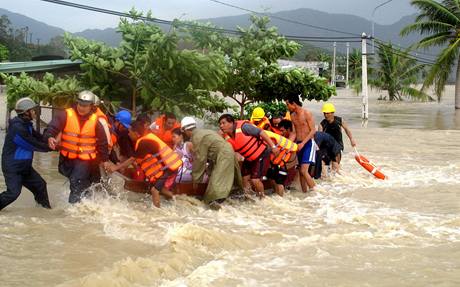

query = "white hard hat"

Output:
[[77, 90, 96, 104], [15, 97, 38, 114], [94, 95, 101, 106], [181, 116, 196, 131]]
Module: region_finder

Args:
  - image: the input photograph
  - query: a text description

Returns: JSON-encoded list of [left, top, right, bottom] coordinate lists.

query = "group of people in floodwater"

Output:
[[0, 91, 356, 211]]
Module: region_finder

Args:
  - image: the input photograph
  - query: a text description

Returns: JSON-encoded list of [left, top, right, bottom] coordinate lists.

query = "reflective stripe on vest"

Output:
[[134, 133, 182, 182], [225, 120, 266, 161], [95, 108, 113, 149], [60, 108, 97, 160], [265, 130, 298, 166], [251, 117, 271, 131]]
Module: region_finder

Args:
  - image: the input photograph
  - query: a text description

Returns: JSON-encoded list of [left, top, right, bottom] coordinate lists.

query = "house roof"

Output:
[[0, 59, 82, 73]]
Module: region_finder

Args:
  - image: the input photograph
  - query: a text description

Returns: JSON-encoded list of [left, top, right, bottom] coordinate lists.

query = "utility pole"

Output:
[[36, 38, 40, 46], [332, 41, 336, 87], [29, 33, 33, 46], [346, 42, 350, 89], [361, 33, 369, 121]]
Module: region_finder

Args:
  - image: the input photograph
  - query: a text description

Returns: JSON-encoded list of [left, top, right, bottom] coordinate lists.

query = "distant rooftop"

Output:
[[0, 60, 82, 74]]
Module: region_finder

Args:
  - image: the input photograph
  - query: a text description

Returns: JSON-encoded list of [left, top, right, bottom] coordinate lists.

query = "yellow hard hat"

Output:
[[251, 107, 265, 121], [322, 103, 336, 113]]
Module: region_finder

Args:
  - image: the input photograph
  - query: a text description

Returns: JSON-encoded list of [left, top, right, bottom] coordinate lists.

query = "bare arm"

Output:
[[341, 120, 356, 147], [110, 157, 136, 172], [186, 142, 193, 154], [317, 123, 323, 132], [259, 130, 280, 156], [288, 125, 297, 142]]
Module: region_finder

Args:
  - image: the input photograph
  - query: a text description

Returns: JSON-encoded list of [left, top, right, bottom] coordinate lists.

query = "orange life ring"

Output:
[[355, 154, 387, 180]]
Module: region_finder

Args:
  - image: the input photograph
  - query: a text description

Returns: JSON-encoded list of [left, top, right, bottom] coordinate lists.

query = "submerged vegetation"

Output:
[[401, 0, 460, 107]]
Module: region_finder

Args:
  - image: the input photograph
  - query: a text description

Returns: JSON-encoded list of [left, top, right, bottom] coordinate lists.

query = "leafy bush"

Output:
[[1, 72, 82, 109]]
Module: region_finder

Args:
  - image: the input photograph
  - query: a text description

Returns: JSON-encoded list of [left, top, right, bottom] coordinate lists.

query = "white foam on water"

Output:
[[51, 143, 460, 286], [160, 259, 228, 287]]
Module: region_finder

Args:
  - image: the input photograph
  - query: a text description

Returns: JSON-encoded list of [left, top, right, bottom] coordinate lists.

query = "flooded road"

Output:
[[1, 88, 460, 286]]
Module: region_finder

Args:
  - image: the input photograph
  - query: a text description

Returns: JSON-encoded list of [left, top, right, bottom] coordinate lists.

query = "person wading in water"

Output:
[[0, 98, 51, 210], [285, 95, 317, 192]]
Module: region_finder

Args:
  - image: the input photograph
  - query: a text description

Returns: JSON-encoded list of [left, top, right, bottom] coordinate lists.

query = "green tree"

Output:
[[371, 43, 432, 101], [348, 48, 363, 94], [1, 72, 82, 109], [0, 15, 50, 61], [0, 43, 9, 61], [401, 0, 460, 107], [256, 67, 336, 105], [188, 16, 301, 117], [65, 9, 229, 116], [36, 36, 67, 58]]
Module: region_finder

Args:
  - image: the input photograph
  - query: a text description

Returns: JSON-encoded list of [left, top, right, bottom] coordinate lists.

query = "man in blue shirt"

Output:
[[0, 98, 51, 210]]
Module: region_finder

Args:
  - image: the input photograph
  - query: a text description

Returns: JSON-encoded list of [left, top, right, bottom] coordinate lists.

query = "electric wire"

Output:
[[38, 0, 439, 65]]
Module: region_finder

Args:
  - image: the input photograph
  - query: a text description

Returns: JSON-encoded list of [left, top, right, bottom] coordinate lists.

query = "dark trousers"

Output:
[[58, 158, 100, 203], [0, 167, 51, 210]]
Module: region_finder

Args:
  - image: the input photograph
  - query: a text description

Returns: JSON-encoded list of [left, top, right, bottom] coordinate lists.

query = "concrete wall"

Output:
[[0, 85, 8, 130]]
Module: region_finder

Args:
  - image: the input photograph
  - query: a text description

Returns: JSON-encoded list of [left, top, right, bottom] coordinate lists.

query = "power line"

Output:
[[285, 35, 360, 40], [370, 42, 436, 65], [294, 39, 361, 43], [38, 0, 365, 42], [39, 0, 240, 35], [39, 0, 437, 65], [373, 36, 439, 58], [207, 0, 441, 59], [207, 0, 361, 37], [372, 39, 437, 63]]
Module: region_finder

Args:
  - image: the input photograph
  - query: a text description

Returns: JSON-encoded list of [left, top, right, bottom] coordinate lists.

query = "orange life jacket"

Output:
[[134, 133, 182, 183], [270, 125, 283, 135], [95, 107, 113, 149], [60, 108, 98, 160], [95, 107, 108, 122], [251, 117, 271, 131], [224, 120, 267, 161], [151, 115, 180, 147], [265, 130, 298, 166]]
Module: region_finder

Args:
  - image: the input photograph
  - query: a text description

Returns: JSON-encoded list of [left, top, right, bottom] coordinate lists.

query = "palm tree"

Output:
[[401, 0, 460, 107], [372, 43, 432, 101]]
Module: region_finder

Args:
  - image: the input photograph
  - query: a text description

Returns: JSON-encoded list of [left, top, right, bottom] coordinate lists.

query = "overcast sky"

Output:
[[3, 0, 416, 32]]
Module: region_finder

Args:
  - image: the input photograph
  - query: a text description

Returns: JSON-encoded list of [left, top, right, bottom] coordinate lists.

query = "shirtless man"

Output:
[[285, 95, 316, 192]]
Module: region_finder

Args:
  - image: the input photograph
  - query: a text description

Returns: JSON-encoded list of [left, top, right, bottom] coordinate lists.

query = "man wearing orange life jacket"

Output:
[[251, 107, 286, 135], [250, 107, 272, 131], [150, 113, 180, 147], [264, 129, 298, 197], [266, 120, 299, 196], [45, 91, 112, 203], [108, 121, 181, 208], [219, 114, 279, 198]]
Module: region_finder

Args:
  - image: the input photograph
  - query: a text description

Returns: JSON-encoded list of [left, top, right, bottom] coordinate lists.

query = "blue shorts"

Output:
[[297, 139, 317, 165]]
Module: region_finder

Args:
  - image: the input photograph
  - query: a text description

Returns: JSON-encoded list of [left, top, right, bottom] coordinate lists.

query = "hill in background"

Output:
[[1, 7, 433, 59]]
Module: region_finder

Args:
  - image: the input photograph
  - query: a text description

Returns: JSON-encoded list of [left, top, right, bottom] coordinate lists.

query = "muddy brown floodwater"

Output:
[[1, 88, 459, 286]]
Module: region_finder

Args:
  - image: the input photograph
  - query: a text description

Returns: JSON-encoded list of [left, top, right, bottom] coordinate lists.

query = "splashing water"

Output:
[[2, 93, 460, 286]]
